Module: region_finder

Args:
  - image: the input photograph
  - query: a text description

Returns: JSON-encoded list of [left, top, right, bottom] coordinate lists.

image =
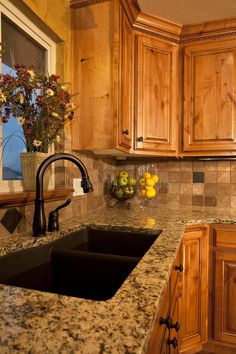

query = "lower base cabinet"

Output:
[[146, 225, 209, 354], [212, 225, 236, 347]]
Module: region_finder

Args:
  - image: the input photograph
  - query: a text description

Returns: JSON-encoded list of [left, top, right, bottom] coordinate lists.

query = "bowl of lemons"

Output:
[[110, 171, 137, 201], [139, 172, 159, 200]]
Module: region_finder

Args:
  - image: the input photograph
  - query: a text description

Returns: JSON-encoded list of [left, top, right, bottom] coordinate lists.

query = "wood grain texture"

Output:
[[133, 33, 179, 155], [183, 38, 236, 154], [179, 227, 209, 352]]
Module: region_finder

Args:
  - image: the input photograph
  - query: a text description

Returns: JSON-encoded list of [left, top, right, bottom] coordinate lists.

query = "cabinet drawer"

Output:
[[213, 225, 236, 249]]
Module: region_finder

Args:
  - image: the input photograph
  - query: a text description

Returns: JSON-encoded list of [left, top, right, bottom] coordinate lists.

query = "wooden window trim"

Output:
[[0, 188, 73, 208]]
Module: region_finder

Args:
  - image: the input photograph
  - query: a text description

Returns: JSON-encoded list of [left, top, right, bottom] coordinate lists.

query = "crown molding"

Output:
[[69, 0, 111, 8]]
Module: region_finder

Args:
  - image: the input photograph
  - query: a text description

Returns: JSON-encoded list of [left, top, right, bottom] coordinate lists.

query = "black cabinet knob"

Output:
[[172, 321, 180, 332], [160, 316, 172, 329], [137, 136, 144, 142], [122, 129, 129, 135], [175, 264, 184, 272], [167, 337, 178, 348]]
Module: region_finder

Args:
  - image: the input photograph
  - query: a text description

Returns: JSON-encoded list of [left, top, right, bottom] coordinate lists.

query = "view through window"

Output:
[[1, 16, 47, 179]]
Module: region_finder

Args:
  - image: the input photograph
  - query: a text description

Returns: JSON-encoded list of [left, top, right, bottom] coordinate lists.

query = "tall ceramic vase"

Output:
[[20, 152, 51, 191]]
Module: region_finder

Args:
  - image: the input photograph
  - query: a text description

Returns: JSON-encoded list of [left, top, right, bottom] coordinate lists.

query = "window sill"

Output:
[[0, 188, 74, 208]]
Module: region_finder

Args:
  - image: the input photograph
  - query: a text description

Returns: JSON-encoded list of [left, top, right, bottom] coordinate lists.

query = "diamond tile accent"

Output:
[[1, 208, 22, 234]]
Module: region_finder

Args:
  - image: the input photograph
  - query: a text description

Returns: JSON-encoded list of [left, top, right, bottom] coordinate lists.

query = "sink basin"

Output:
[[0, 227, 161, 300]]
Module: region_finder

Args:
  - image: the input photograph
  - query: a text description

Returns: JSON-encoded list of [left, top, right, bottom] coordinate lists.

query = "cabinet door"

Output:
[[214, 250, 236, 345], [183, 39, 236, 154], [117, 6, 133, 151], [133, 34, 179, 155], [179, 227, 208, 352]]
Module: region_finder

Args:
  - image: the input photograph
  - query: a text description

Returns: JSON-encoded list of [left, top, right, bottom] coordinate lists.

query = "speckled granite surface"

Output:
[[1, 205, 236, 354]]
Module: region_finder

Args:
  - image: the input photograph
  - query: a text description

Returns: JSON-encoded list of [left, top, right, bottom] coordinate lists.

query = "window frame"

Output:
[[0, 0, 56, 192]]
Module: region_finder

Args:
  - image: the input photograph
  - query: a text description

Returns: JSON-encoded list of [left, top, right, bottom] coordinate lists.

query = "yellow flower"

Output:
[[46, 88, 54, 96], [17, 117, 25, 125], [51, 112, 59, 118], [33, 139, 42, 147], [19, 93, 24, 104], [0, 91, 6, 102], [27, 70, 35, 78]]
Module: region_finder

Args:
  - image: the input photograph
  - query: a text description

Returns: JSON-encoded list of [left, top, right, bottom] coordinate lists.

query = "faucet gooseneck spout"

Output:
[[32, 153, 93, 237]]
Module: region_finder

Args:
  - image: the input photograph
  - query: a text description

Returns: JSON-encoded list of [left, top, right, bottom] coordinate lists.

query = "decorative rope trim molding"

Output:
[[181, 30, 236, 44], [133, 25, 180, 44], [70, 0, 111, 8]]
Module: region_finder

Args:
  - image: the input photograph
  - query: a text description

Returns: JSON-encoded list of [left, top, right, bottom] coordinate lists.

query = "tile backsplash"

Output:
[[119, 159, 236, 208], [2, 156, 236, 237]]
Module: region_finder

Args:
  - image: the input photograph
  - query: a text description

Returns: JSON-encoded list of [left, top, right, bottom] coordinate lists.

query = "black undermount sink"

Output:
[[0, 228, 161, 301]]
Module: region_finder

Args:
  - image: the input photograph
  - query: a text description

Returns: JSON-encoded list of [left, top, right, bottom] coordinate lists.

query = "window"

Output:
[[0, 0, 56, 192]]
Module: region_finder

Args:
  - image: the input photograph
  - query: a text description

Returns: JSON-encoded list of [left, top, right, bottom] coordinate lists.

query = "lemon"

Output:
[[145, 218, 156, 227], [145, 185, 153, 191], [145, 178, 155, 187], [140, 189, 146, 197], [143, 172, 151, 179], [146, 188, 156, 198], [151, 174, 159, 184]]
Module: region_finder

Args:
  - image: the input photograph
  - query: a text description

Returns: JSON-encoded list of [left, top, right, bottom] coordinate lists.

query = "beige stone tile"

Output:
[[217, 171, 230, 184], [168, 183, 180, 194], [192, 161, 205, 171], [231, 196, 236, 208], [217, 195, 231, 207], [180, 183, 192, 195], [204, 171, 218, 183], [168, 172, 180, 183], [180, 161, 192, 171], [167, 194, 180, 207], [205, 161, 218, 171], [217, 184, 231, 195], [168, 161, 180, 171], [180, 171, 192, 183], [230, 161, 236, 171], [156, 194, 167, 205], [204, 184, 218, 195], [231, 171, 236, 183], [193, 183, 204, 195], [231, 184, 236, 196], [180, 194, 192, 206], [0, 223, 11, 237], [218, 161, 230, 171], [156, 162, 169, 171]]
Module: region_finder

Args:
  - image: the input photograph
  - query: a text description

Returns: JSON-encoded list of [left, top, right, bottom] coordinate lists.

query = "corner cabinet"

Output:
[[71, 0, 133, 154], [183, 38, 236, 155], [133, 34, 179, 156]]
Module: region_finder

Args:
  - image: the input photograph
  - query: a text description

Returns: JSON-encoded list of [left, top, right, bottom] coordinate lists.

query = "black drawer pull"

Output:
[[175, 264, 183, 272], [167, 337, 178, 348], [136, 136, 143, 142], [122, 129, 129, 135]]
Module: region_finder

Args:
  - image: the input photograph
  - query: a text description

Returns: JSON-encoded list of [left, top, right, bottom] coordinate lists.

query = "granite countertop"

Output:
[[1, 205, 236, 354]]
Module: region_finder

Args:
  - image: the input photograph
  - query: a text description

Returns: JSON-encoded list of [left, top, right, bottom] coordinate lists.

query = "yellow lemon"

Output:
[[143, 172, 151, 179], [151, 174, 159, 184], [145, 178, 155, 187], [140, 189, 146, 197], [146, 188, 156, 199], [145, 185, 153, 191], [145, 218, 156, 227]]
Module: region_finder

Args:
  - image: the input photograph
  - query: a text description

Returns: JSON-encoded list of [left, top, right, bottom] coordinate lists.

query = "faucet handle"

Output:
[[48, 198, 71, 232]]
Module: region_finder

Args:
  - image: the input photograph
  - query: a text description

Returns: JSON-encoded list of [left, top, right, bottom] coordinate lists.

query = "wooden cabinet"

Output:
[[133, 34, 179, 156], [146, 246, 182, 353], [179, 226, 208, 352], [183, 38, 236, 155], [211, 225, 236, 346], [71, 0, 133, 154]]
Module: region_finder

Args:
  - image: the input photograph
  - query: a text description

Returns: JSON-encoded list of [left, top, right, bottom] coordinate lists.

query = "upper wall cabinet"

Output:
[[133, 34, 179, 156], [71, 0, 133, 155], [183, 38, 236, 155]]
